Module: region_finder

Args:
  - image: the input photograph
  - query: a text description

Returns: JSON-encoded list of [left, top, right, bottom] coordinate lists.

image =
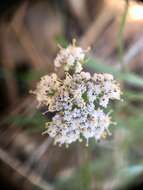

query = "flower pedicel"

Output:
[[32, 39, 121, 147]]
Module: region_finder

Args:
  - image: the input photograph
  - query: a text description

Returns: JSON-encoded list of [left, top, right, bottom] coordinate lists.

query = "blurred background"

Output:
[[0, 0, 143, 189]]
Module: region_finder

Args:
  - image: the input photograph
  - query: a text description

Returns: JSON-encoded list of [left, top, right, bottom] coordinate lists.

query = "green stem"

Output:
[[117, 0, 129, 71]]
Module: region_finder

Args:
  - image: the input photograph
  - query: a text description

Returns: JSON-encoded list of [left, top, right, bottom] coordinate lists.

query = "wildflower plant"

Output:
[[32, 39, 121, 147]]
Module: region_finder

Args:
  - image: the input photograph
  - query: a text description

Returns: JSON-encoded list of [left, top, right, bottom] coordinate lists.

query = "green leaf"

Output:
[[86, 58, 143, 87], [86, 58, 117, 75], [55, 35, 68, 48], [124, 90, 143, 101], [23, 69, 47, 82], [6, 112, 46, 128], [119, 72, 143, 87]]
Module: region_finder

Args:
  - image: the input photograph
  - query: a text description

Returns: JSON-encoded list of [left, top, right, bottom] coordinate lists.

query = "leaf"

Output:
[[124, 90, 143, 101], [23, 69, 47, 82], [55, 35, 68, 48], [6, 112, 46, 128], [86, 58, 117, 75], [86, 58, 143, 87], [119, 72, 143, 88]]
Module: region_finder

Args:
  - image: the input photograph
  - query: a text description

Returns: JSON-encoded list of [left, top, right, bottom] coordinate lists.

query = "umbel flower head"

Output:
[[33, 39, 121, 147]]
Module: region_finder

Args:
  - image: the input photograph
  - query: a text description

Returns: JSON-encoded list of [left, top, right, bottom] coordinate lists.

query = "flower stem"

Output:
[[117, 0, 129, 71]]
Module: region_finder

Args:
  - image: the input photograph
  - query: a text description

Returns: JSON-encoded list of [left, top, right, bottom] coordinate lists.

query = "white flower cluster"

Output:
[[33, 40, 121, 147], [54, 39, 88, 73]]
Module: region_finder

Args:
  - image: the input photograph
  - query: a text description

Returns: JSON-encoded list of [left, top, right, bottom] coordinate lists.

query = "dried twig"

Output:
[[10, 2, 49, 70], [0, 148, 55, 190], [27, 137, 53, 168], [0, 24, 18, 105], [0, 97, 32, 126], [79, 5, 115, 48], [123, 36, 143, 65]]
